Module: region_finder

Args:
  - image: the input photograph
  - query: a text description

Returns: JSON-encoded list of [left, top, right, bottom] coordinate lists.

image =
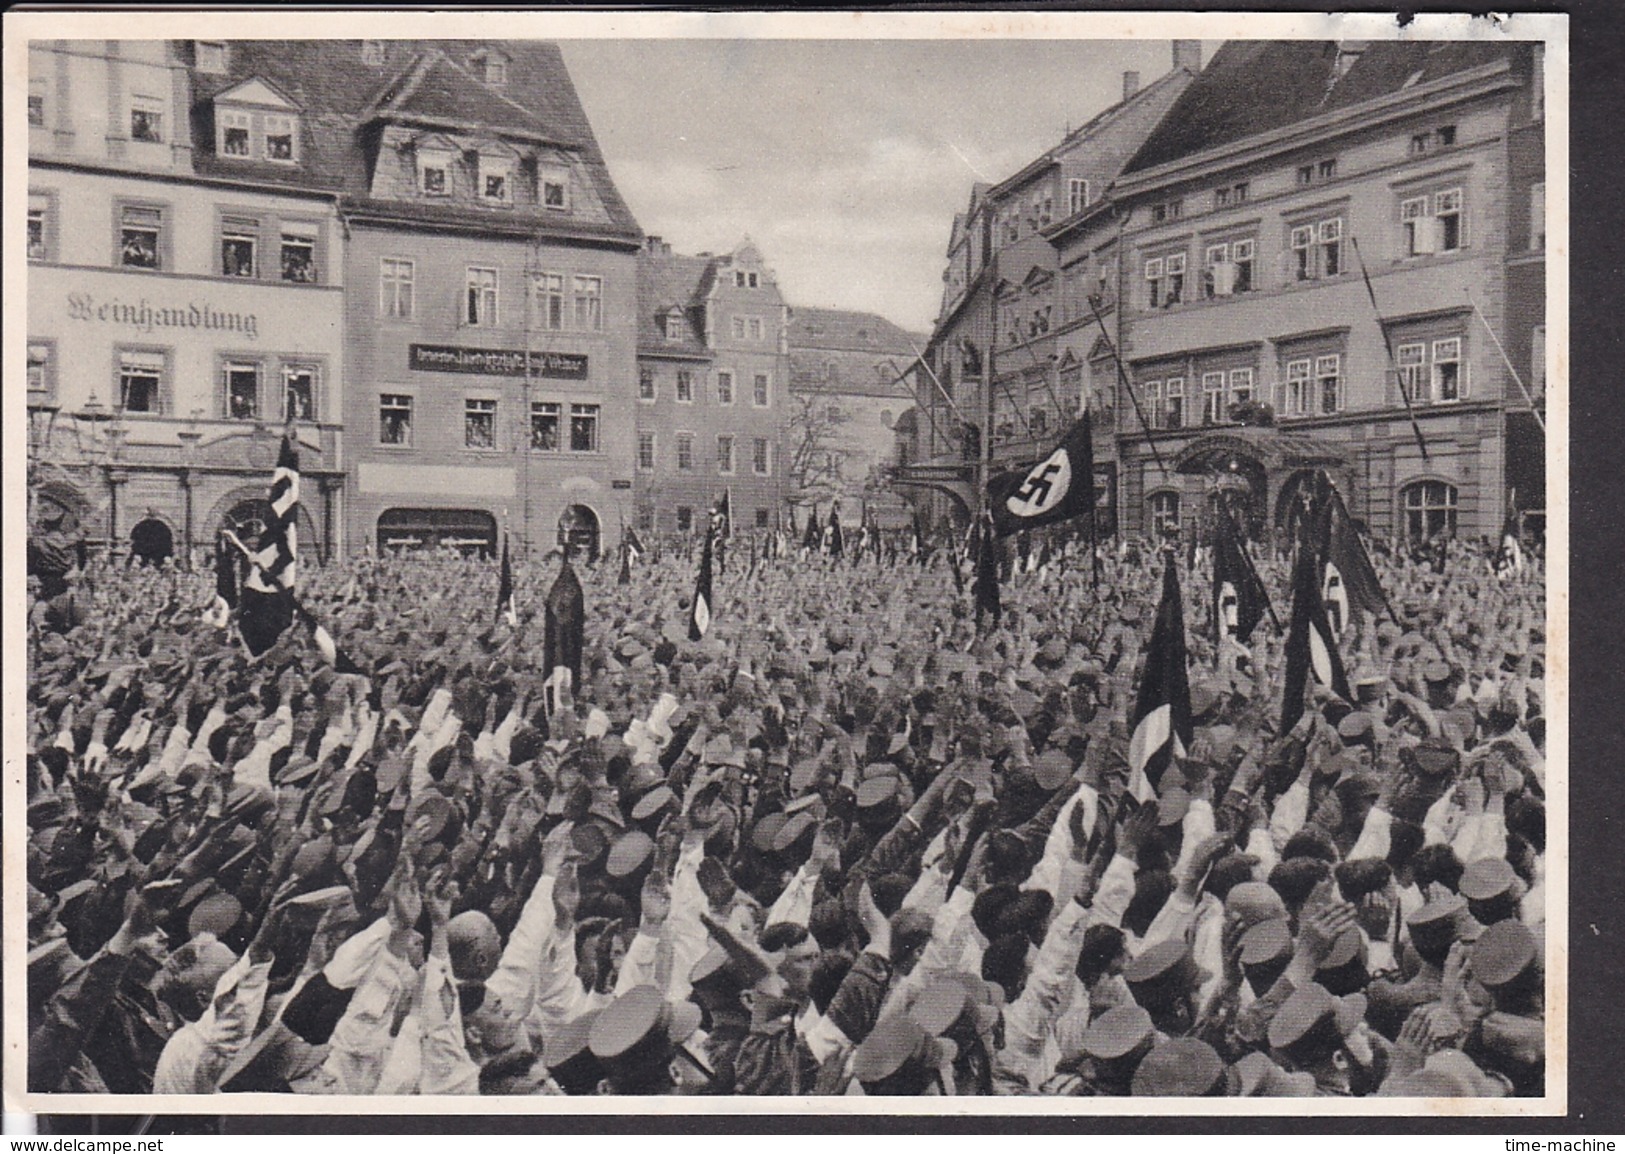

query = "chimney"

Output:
[[1172, 40, 1202, 73], [646, 235, 663, 254], [1122, 70, 1141, 101]]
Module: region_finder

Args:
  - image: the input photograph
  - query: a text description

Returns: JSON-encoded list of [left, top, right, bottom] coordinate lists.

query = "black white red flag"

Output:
[[688, 524, 715, 641], [1281, 531, 1353, 736], [236, 434, 299, 657], [1212, 506, 1270, 664], [972, 514, 1002, 630], [1127, 553, 1193, 806], [543, 556, 585, 714], [987, 408, 1095, 537], [1316, 479, 1390, 631]]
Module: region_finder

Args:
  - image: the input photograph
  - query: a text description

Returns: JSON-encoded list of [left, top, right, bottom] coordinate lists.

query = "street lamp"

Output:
[[177, 411, 204, 567]]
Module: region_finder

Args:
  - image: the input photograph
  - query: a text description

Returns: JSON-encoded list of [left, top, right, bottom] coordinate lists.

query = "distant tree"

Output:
[[788, 391, 853, 504]]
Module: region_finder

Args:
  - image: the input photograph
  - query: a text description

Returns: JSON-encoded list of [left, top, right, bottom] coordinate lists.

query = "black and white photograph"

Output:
[[7, 9, 1567, 1119]]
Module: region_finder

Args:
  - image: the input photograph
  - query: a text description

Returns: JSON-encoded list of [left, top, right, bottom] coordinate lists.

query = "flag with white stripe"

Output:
[[543, 556, 584, 715], [203, 533, 238, 629], [1127, 554, 1193, 806], [689, 523, 715, 641], [237, 435, 299, 656]]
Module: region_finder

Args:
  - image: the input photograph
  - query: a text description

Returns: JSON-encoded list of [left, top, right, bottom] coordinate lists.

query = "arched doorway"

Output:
[[129, 518, 174, 566], [558, 504, 600, 561]]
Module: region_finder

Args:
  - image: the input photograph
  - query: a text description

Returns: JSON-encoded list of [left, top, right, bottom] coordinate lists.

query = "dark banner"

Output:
[[409, 343, 589, 380]]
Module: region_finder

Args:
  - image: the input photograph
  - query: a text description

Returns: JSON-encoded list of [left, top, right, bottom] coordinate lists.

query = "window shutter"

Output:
[[1460, 361, 1470, 401], [1212, 260, 1236, 296], [1458, 207, 1470, 249], [1412, 215, 1439, 255]]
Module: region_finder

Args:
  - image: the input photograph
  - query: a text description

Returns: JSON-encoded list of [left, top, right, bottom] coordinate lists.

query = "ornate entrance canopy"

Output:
[[1173, 428, 1346, 475]]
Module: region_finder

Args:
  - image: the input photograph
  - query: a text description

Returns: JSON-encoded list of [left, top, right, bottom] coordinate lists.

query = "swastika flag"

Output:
[[987, 408, 1095, 537]]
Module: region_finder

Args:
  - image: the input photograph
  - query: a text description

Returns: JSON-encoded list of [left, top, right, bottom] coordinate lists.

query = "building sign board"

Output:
[[409, 343, 589, 380]]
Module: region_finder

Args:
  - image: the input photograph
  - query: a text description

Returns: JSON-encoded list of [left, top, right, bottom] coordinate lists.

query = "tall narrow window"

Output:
[[1201, 372, 1226, 424], [1164, 253, 1186, 306], [731, 316, 746, 340], [717, 434, 735, 475], [1315, 354, 1343, 414], [541, 169, 569, 210], [1068, 178, 1090, 215], [638, 366, 656, 402], [716, 370, 734, 405], [1396, 343, 1426, 403], [531, 273, 564, 330], [221, 217, 258, 278], [1433, 338, 1463, 402], [676, 370, 693, 403], [119, 352, 163, 413], [1319, 219, 1343, 276], [224, 361, 261, 419], [753, 437, 771, 476], [130, 100, 164, 143], [28, 196, 48, 262], [380, 394, 413, 445], [120, 205, 162, 269], [530, 402, 560, 450], [676, 433, 694, 471], [573, 275, 602, 330], [465, 398, 497, 449], [1434, 189, 1463, 251], [570, 404, 600, 452], [748, 317, 764, 341], [1144, 257, 1165, 307], [637, 431, 656, 471], [753, 373, 771, 407], [1150, 491, 1181, 538], [1284, 358, 1312, 415], [381, 258, 414, 319], [466, 268, 498, 327], [481, 158, 512, 204], [280, 223, 318, 283], [1163, 376, 1185, 428], [283, 365, 316, 421], [1229, 368, 1254, 410], [1402, 196, 1433, 256]]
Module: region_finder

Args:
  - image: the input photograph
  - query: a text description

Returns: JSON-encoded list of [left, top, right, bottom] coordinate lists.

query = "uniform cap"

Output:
[[1470, 920, 1538, 988], [1080, 1004, 1154, 1060], [1267, 982, 1366, 1050], [1124, 938, 1196, 990], [607, 830, 655, 879], [772, 810, 818, 854], [751, 813, 787, 854], [1130, 1037, 1225, 1097], [1234, 1051, 1316, 1097], [1226, 882, 1289, 931], [1239, 918, 1294, 968], [588, 985, 681, 1061], [856, 775, 898, 810], [188, 892, 243, 939], [631, 785, 675, 822], [908, 978, 971, 1037], [851, 1015, 929, 1085], [1460, 857, 1518, 903]]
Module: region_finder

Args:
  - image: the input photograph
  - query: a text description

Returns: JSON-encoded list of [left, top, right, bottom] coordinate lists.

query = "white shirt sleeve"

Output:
[[1271, 778, 1311, 852]]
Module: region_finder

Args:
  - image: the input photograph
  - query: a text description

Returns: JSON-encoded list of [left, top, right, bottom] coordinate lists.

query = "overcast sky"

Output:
[[559, 39, 1220, 337]]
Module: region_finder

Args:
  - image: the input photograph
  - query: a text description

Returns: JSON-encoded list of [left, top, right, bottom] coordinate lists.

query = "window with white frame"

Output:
[[1068, 178, 1090, 216], [28, 343, 54, 401], [1214, 182, 1249, 208], [1402, 480, 1458, 542], [283, 364, 317, 421], [219, 109, 252, 157], [638, 366, 656, 402], [716, 370, 735, 405], [570, 404, 599, 452], [664, 312, 685, 340], [531, 273, 564, 330], [530, 402, 560, 450], [1431, 338, 1464, 402], [1204, 238, 1254, 296], [119, 350, 164, 413], [1164, 376, 1185, 428], [130, 98, 164, 143], [1201, 372, 1227, 425], [573, 276, 602, 330], [224, 360, 262, 420], [264, 114, 296, 161], [1143, 380, 1163, 428], [676, 370, 694, 403], [1529, 183, 1545, 251], [1314, 354, 1343, 414], [220, 217, 258, 278], [717, 434, 735, 475], [465, 398, 497, 449], [1395, 343, 1427, 404], [381, 258, 414, 319], [28, 195, 49, 261], [1150, 491, 1181, 538], [753, 372, 771, 407], [481, 157, 512, 204], [419, 149, 454, 196], [753, 437, 772, 476], [676, 432, 694, 471], [466, 268, 498, 327], [280, 222, 318, 283], [379, 394, 413, 445], [1229, 367, 1255, 411], [1291, 217, 1342, 280], [1283, 358, 1312, 416], [731, 316, 747, 340], [119, 205, 163, 269], [1403, 189, 1466, 256], [1144, 257, 1165, 308], [1393, 334, 1467, 405], [637, 431, 656, 471]]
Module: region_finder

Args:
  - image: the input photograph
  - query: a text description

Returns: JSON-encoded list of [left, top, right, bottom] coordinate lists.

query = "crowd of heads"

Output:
[[24, 526, 1548, 1099]]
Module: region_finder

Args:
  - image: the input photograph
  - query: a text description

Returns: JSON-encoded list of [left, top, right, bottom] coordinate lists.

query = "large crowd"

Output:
[[23, 528, 1548, 1099]]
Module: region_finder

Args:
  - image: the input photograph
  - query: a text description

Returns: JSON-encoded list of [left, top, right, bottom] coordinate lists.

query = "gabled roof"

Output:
[[212, 76, 300, 109], [637, 251, 715, 352], [787, 307, 924, 357], [367, 49, 563, 145], [1124, 39, 1520, 176]]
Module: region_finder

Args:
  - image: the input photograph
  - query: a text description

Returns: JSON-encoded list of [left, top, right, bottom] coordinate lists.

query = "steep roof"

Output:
[[788, 307, 924, 356], [1124, 39, 1519, 175], [636, 250, 715, 354], [186, 40, 639, 238]]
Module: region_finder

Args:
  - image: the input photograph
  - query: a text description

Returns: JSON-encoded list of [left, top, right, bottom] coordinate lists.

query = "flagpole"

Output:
[[1351, 236, 1430, 462], [1467, 289, 1547, 433], [1087, 295, 1170, 479]]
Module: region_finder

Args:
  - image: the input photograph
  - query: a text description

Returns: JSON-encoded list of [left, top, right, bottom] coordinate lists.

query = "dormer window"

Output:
[[484, 55, 508, 86], [665, 312, 686, 340], [420, 149, 454, 196], [361, 41, 387, 66], [264, 114, 296, 161], [196, 41, 227, 73], [480, 156, 513, 204], [540, 165, 569, 211], [734, 270, 759, 288]]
